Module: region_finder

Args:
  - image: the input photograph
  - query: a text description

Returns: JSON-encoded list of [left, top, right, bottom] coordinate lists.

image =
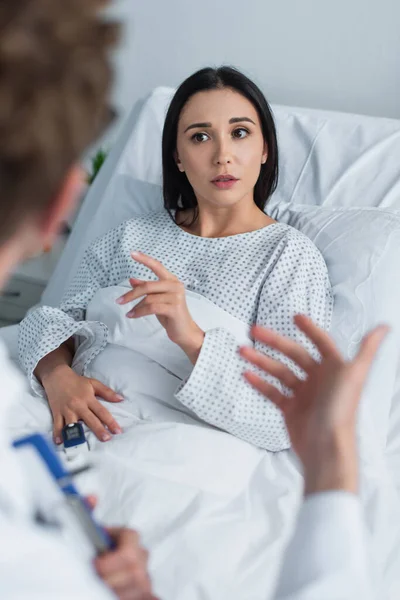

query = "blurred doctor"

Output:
[[0, 1, 156, 598], [241, 315, 387, 599]]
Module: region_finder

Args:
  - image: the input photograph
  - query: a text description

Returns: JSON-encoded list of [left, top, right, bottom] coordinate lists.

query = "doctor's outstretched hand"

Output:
[[240, 315, 389, 495], [116, 251, 205, 364]]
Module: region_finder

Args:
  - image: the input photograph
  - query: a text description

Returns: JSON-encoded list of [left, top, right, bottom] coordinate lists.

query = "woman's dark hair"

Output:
[[162, 66, 279, 224]]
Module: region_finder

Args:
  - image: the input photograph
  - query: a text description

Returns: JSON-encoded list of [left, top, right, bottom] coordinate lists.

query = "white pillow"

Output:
[[271, 203, 400, 454], [110, 172, 400, 450], [89, 89, 400, 261], [114, 86, 400, 212], [43, 86, 400, 306]]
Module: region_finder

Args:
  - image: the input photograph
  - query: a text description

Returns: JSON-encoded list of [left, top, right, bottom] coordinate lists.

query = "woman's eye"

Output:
[[192, 132, 209, 143], [232, 127, 250, 139]]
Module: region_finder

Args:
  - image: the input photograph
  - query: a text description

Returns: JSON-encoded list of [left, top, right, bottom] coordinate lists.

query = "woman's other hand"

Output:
[[42, 366, 123, 443], [240, 315, 389, 495], [116, 251, 204, 364]]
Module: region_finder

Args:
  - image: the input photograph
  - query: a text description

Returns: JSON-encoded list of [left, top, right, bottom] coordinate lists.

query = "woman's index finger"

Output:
[[131, 251, 175, 280]]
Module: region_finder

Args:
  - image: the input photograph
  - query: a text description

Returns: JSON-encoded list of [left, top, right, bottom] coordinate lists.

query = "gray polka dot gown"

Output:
[[18, 210, 333, 452]]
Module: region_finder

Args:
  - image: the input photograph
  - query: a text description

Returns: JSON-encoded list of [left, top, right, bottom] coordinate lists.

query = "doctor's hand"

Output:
[[240, 315, 389, 496], [116, 251, 205, 364], [42, 366, 123, 443], [95, 527, 158, 600]]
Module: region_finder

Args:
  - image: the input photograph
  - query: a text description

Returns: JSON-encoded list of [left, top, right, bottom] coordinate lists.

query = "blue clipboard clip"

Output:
[[13, 433, 115, 555]]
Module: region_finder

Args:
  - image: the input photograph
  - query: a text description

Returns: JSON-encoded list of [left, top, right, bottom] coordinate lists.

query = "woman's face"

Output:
[[175, 88, 267, 210]]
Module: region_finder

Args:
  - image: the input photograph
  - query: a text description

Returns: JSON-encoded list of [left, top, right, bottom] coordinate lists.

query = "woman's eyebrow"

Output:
[[229, 117, 256, 125], [184, 116, 256, 133], [184, 122, 211, 133]]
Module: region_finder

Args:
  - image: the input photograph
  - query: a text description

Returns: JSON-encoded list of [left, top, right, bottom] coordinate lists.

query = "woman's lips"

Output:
[[211, 179, 239, 190]]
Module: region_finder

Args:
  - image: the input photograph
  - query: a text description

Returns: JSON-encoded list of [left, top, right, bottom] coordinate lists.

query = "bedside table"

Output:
[[0, 236, 67, 326]]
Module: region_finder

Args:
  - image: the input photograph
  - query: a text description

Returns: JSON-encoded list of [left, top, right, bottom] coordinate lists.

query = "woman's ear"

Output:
[[261, 143, 268, 165], [174, 150, 185, 172]]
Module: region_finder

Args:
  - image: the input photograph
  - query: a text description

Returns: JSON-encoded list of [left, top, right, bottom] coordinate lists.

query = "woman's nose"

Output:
[[214, 139, 232, 165], [216, 156, 231, 165]]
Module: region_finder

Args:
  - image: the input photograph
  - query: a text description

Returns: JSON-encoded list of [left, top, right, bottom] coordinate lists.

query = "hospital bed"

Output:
[[2, 88, 400, 599]]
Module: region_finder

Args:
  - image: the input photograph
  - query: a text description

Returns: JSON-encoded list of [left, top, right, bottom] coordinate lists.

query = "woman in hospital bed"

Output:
[[18, 66, 333, 452]]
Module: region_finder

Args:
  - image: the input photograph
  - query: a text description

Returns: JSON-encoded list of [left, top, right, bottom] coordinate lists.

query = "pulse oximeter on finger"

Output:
[[62, 422, 89, 460]]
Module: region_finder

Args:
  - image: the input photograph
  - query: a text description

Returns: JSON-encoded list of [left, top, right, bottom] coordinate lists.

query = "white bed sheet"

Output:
[[5, 335, 400, 599], [6, 289, 400, 600]]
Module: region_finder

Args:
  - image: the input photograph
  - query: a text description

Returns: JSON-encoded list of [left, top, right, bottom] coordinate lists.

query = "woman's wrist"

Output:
[[35, 340, 74, 387], [41, 363, 74, 388], [179, 325, 205, 365]]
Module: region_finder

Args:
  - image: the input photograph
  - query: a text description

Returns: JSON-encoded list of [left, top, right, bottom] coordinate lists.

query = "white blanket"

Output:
[[7, 286, 400, 599]]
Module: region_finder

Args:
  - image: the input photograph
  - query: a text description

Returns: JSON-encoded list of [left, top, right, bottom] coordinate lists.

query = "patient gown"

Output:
[[18, 210, 333, 452]]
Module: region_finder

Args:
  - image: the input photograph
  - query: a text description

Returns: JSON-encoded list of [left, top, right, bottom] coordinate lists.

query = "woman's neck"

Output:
[[176, 204, 275, 238]]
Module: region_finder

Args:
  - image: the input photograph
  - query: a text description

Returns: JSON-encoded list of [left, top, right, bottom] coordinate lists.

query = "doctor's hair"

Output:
[[0, 0, 120, 243], [162, 66, 279, 224]]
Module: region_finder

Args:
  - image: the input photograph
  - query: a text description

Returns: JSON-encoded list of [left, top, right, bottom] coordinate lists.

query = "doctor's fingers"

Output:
[[103, 571, 153, 599], [98, 528, 149, 570], [293, 314, 343, 361], [111, 584, 156, 600], [239, 346, 302, 390], [242, 370, 288, 410], [96, 532, 152, 595], [118, 592, 156, 600], [250, 325, 317, 373]]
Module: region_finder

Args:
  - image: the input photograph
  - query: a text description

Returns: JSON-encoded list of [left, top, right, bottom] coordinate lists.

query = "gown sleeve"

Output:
[[175, 232, 333, 451], [18, 222, 125, 396]]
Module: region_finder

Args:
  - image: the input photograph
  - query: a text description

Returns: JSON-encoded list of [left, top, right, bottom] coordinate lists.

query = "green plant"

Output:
[[87, 147, 108, 184]]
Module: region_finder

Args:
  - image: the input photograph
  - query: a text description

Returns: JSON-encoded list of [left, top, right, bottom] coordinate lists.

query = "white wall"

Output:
[[103, 0, 400, 146]]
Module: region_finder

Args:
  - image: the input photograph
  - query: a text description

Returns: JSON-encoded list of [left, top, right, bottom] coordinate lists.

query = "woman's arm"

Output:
[[35, 338, 74, 385], [18, 221, 126, 395], [19, 223, 129, 441], [175, 235, 333, 452]]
